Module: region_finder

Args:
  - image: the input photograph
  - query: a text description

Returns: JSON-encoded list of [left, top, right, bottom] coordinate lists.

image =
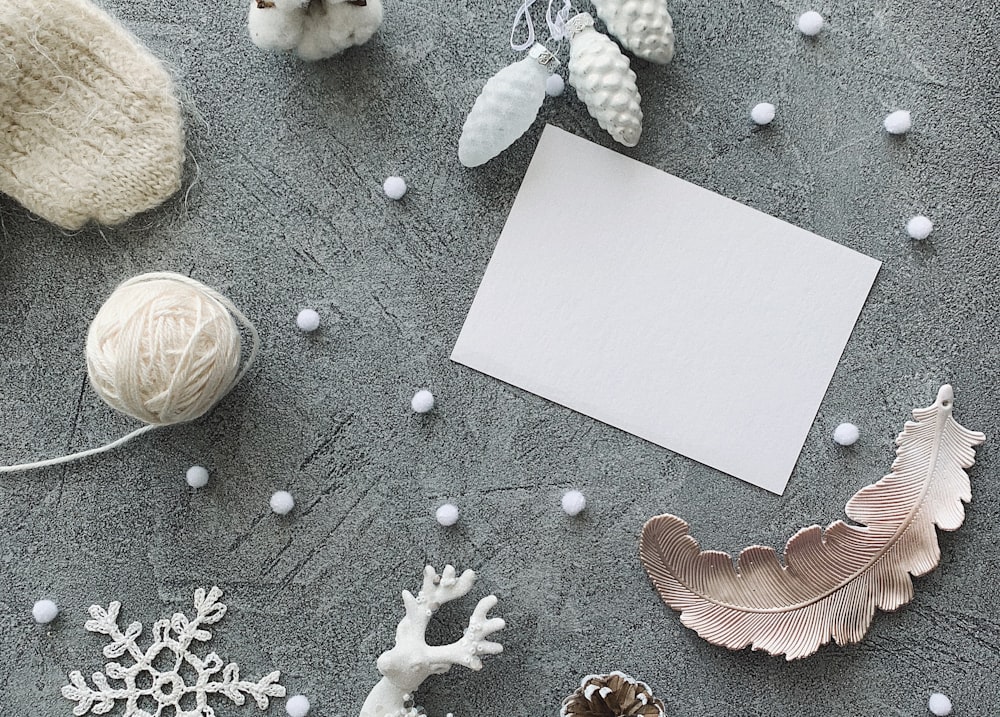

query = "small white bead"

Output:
[[411, 389, 435, 414], [833, 423, 860, 446], [436, 503, 460, 527], [883, 109, 912, 135], [32, 599, 59, 624], [750, 102, 775, 125], [906, 215, 933, 240], [286, 694, 311, 717], [545, 74, 565, 97], [797, 10, 824, 35], [296, 309, 320, 332], [928, 693, 952, 716], [561, 490, 586, 516], [383, 176, 407, 200], [185, 465, 209, 488], [270, 490, 295, 515]]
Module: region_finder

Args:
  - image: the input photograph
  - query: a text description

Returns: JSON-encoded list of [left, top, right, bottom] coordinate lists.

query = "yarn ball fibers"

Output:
[[86, 273, 243, 425]]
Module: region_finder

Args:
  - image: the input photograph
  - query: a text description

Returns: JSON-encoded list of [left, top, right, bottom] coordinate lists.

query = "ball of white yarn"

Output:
[[561, 490, 586, 516], [928, 693, 952, 716], [32, 599, 59, 624], [906, 215, 933, 240], [883, 110, 912, 135], [296, 308, 320, 332], [186, 465, 210, 488], [546, 74, 565, 97], [270, 490, 295, 515], [833, 423, 860, 446], [436, 503, 459, 526], [384, 176, 407, 200], [751, 102, 776, 125], [797, 11, 824, 35], [286, 694, 311, 717], [411, 389, 435, 413], [86, 273, 243, 426]]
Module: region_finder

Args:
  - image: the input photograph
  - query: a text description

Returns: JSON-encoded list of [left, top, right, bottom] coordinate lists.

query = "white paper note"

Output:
[[452, 126, 881, 494]]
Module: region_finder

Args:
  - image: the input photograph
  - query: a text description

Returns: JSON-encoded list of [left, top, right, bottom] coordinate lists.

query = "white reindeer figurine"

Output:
[[360, 565, 506, 717], [248, 0, 383, 61]]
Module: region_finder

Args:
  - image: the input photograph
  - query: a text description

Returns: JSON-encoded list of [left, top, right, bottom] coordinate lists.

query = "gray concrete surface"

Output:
[[2, 0, 999, 714]]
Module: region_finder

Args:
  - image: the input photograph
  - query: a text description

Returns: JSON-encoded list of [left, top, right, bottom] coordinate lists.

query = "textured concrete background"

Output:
[[2, 0, 999, 715]]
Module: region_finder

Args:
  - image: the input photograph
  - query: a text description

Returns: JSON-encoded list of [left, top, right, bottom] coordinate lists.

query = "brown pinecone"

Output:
[[561, 672, 665, 717]]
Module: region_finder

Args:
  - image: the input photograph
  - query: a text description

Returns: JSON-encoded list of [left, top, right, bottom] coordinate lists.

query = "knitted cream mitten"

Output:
[[0, 0, 184, 230]]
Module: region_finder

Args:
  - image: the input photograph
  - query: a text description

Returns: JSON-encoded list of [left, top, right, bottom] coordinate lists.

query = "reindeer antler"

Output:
[[359, 565, 505, 717]]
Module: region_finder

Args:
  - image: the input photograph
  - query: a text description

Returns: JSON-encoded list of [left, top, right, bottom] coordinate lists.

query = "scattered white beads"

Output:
[[751, 102, 776, 126], [906, 215, 934, 240], [561, 490, 586, 516], [928, 692, 952, 716], [286, 694, 311, 717], [411, 389, 435, 414], [270, 490, 295, 515], [296, 308, 320, 332], [32, 599, 59, 624], [436, 503, 460, 527], [833, 422, 860, 446], [797, 10, 824, 35], [545, 74, 565, 97], [185, 465, 210, 488], [883, 109, 912, 135], [383, 176, 407, 200]]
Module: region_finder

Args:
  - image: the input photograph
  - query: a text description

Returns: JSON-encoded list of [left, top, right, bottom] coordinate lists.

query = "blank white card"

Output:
[[452, 126, 881, 494]]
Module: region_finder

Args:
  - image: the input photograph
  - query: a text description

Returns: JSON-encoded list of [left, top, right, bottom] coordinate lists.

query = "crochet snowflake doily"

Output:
[[62, 587, 285, 717]]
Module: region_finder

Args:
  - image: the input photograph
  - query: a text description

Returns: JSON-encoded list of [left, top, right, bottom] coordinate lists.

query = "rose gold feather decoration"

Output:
[[640, 385, 985, 660]]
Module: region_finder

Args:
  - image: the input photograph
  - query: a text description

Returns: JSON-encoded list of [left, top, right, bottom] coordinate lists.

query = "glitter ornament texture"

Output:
[[567, 14, 643, 147], [459, 44, 559, 168], [590, 0, 675, 65]]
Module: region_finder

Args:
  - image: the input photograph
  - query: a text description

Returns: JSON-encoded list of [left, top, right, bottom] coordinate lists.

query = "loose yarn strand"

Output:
[[0, 272, 259, 474]]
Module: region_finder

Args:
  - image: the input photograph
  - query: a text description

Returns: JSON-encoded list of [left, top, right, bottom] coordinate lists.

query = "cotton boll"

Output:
[[833, 423, 860, 446], [32, 599, 59, 624], [436, 503, 459, 526], [286, 694, 311, 717], [296, 309, 320, 332], [906, 215, 933, 240], [797, 11, 824, 35], [411, 389, 435, 413], [383, 176, 407, 200], [751, 102, 775, 125], [928, 693, 952, 716], [883, 110, 912, 135], [270, 490, 295, 515], [546, 74, 565, 97], [561, 490, 586, 516], [186, 465, 209, 488]]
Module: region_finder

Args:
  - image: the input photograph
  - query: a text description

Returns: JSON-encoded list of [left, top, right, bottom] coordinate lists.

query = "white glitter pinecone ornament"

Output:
[[567, 13, 643, 147], [459, 43, 559, 167], [591, 0, 675, 64]]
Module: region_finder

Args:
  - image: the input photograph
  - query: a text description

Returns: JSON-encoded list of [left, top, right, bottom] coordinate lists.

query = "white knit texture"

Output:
[[0, 0, 184, 229]]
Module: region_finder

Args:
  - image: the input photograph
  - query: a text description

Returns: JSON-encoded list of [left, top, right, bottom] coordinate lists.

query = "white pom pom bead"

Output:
[[411, 389, 435, 414], [286, 694, 311, 717], [296, 309, 320, 332], [833, 423, 860, 446], [270, 490, 295, 515], [546, 74, 565, 97], [906, 215, 933, 240], [883, 110, 912, 135], [561, 490, 586, 516], [32, 599, 59, 624], [383, 176, 407, 200], [928, 693, 952, 716], [751, 102, 775, 125], [436, 503, 460, 526], [797, 11, 824, 35], [186, 465, 209, 488]]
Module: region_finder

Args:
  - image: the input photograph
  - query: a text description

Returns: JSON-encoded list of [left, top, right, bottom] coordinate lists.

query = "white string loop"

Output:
[[510, 0, 540, 51]]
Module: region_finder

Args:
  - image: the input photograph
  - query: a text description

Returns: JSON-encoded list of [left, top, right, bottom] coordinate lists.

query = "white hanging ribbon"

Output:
[[510, 0, 540, 51], [547, 0, 573, 41], [511, 0, 574, 50]]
